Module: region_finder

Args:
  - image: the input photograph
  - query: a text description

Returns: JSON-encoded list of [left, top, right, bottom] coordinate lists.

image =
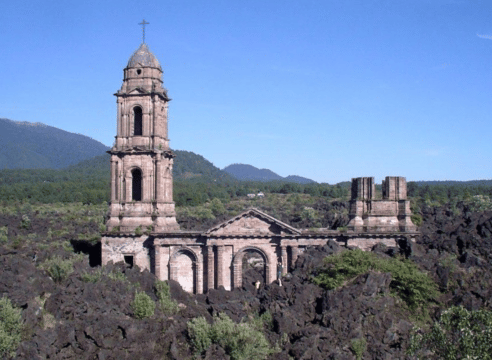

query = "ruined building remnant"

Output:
[[101, 33, 419, 294], [347, 176, 416, 233]]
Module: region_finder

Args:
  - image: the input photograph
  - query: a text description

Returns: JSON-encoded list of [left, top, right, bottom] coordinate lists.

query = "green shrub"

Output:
[[131, 291, 155, 319], [408, 306, 492, 359], [154, 280, 179, 315], [41, 256, 75, 282], [134, 226, 143, 236], [0, 296, 22, 359], [0, 226, 8, 243], [187, 313, 275, 360], [350, 338, 367, 360], [411, 213, 423, 227], [313, 249, 438, 311], [81, 268, 103, 283], [19, 214, 31, 229], [187, 316, 212, 355], [209, 198, 226, 216], [107, 270, 127, 282]]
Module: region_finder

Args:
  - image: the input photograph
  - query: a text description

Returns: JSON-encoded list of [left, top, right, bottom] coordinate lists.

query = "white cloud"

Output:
[[477, 34, 492, 40]]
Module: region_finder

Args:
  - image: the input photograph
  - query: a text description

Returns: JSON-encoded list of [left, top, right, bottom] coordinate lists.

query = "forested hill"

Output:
[[0, 118, 109, 169], [223, 164, 315, 184], [173, 150, 234, 182], [65, 150, 234, 182]]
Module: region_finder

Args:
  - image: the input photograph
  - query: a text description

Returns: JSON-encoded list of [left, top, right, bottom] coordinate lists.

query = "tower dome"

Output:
[[127, 43, 161, 70]]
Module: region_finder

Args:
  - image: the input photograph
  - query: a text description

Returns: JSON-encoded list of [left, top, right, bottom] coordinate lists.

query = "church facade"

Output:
[[101, 40, 418, 294]]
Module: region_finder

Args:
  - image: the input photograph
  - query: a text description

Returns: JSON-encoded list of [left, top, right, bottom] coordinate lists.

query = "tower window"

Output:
[[133, 107, 143, 136], [136, 69, 142, 75], [132, 168, 142, 201]]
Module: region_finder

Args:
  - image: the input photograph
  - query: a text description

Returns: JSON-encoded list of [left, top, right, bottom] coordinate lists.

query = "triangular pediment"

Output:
[[128, 87, 147, 95], [206, 208, 301, 236]]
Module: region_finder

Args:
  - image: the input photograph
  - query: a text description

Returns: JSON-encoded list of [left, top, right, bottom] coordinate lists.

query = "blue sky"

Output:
[[1, 0, 491, 183]]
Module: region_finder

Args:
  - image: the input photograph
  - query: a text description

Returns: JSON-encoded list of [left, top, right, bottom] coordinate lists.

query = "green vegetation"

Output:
[[0, 296, 22, 359], [408, 306, 492, 359], [131, 291, 155, 319], [313, 249, 438, 311], [40, 254, 84, 283], [154, 280, 179, 315], [187, 312, 275, 360], [350, 338, 367, 360]]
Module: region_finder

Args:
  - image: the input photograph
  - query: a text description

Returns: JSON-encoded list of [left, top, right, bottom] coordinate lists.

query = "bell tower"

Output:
[[106, 26, 179, 233]]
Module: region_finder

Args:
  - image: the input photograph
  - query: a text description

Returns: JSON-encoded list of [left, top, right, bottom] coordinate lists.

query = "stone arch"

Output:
[[131, 168, 142, 201], [169, 247, 200, 294], [232, 246, 271, 289], [133, 106, 143, 136]]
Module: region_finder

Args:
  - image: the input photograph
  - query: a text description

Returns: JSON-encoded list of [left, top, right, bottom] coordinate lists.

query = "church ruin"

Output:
[[101, 33, 418, 294]]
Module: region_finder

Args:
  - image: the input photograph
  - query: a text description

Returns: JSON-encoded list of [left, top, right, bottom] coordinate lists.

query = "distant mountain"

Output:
[[284, 175, 317, 184], [63, 149, 234, 182], [223, 164, 316, 184], [172, 150, 234, 182], [0, 118, 109, 169]]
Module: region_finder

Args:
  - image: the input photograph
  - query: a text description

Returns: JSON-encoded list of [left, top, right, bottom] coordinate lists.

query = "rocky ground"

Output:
[[1, 201, 492, 359]]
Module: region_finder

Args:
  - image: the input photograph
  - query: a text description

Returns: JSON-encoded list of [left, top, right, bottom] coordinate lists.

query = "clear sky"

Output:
[[1, 0, 491, 183]]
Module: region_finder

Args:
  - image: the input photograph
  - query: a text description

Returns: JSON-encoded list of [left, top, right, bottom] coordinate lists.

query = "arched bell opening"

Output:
[[133, 106, 143, 136], [131, 168, 142, 201]]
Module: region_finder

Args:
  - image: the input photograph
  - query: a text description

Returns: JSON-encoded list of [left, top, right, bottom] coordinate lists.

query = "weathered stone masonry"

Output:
[[101, 41, 419, 294]]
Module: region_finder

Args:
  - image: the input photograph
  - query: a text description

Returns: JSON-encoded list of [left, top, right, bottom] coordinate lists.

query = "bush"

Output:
[[0, 296, 22, 359], [350, 338, 367, 360], [131, 291, 155, 319], [0, 226, 8, 243], [81, 268, 103, 283], [187, 313, 274, 360], [209, 198, 226, 216], [411, 213, 423, 227], [408, 306, 492, 359], [41, 255, 75, 282], [19, 214, 31, 229], [154, 280, 179, 314], [313, 249, 438, 311], [187, 316, 212, 355]]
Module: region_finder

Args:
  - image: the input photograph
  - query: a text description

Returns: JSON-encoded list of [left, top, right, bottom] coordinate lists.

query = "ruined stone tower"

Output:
[[105, 41, 179, 233], [347, 176, 416, 233]]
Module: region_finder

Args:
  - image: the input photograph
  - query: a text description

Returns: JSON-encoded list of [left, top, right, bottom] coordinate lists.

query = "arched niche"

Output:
[[170, 247, 199, 293]]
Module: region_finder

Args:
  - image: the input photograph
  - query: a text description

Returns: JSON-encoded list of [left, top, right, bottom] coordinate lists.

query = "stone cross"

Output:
[[139, 19, 149, 43]]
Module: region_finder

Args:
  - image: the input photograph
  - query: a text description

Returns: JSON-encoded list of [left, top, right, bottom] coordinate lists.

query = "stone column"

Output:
[[125, 175, 131, 202], [196, 259, 203, 294], [216, 245, 224, 288], [291, 246, 299, 270], [207, 246, 215, 291], [155, 158, 162, 201], [110, 158, 117, 201], [281, 246, 288, 275], [154, 245, 161, 280]]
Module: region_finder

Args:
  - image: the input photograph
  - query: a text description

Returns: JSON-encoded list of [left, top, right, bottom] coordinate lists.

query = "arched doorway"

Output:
[[242, 250, 265, 287], [133, 106, 143, 136], [132, 168, 142, 201], [233, 247, 269, 289], [171, 249, 196, 293]]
